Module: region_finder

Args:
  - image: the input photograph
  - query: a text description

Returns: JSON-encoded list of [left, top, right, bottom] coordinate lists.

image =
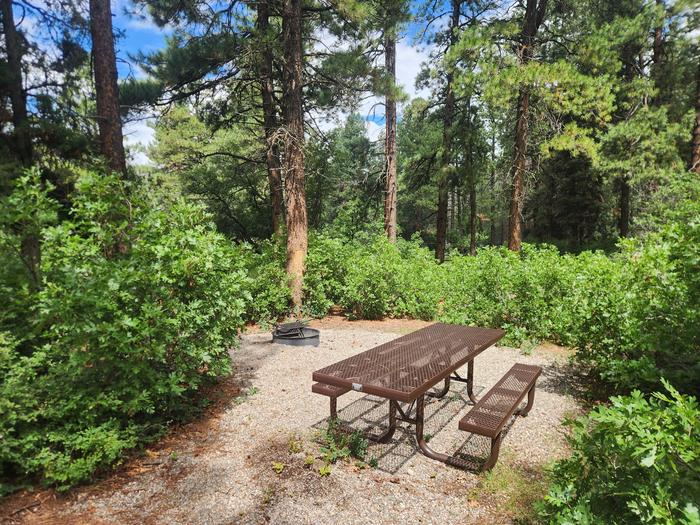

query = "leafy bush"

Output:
[[234, 240, 290, 323], [0, 170, 250, 491], [538, 381, 700, 524], [297, 229, 699, 397]]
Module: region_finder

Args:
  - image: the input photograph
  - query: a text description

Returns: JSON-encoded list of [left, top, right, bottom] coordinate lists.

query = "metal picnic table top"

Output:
[[312, 323, 505, 403]]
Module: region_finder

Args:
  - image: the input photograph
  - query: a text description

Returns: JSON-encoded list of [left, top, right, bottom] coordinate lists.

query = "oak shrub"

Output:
[[538, 382, 700, 524], [301, 228, 698, 398], [0, 170, 250, 492]]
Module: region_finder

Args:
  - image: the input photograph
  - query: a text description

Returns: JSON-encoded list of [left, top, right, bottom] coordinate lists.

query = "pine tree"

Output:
[[281, 0, 307, 310], [89, 0, 127, 174]]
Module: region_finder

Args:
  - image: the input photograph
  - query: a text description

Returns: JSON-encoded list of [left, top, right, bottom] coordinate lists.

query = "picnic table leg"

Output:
[[427, 376, 451, 398], [466, 360, 478, 404], [518, 384, 536, 417], [414, 395, 470, 468], [367, 399, 396, 443]]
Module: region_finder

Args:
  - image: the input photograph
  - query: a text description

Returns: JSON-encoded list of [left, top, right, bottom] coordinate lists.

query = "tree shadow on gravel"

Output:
[[312, 382, 527, 474], [538, 361, 589, 400]]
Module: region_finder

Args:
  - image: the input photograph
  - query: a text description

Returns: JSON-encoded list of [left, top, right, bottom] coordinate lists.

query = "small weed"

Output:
[[169, 451, 179, 461], [234, 386, 259, 405], [318, 464, 332, 477], [303, 454, 315, 468], [424, 433, 433, 443], [368, 456, 378, 468], [271, 461, 285, 475], [288, 436, 302, 454], [318, 419, 369, 464], [261, 485, 276, 505]]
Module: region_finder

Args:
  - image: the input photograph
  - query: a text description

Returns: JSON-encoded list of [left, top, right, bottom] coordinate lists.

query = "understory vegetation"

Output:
[[2, 169, 698, 499]]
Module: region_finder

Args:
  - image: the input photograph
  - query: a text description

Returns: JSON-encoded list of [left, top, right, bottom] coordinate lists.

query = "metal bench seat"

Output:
[[312, 382, 351, 418], [458, 363, 541, 471]]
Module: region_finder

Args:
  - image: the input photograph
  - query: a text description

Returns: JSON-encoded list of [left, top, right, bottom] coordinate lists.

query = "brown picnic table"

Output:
[[312, 323, 544, 470]]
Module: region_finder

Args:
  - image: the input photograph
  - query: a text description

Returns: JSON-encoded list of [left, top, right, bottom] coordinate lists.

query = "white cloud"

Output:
[[365, 119, 383, 141], [123, 118, 155, 165], [395, 40, 432, 100]]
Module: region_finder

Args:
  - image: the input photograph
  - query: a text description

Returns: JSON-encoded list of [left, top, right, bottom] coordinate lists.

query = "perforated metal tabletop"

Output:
[[312, 323, 505, 402]]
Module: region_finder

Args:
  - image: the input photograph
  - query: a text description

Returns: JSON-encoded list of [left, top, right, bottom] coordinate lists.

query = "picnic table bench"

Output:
[[311, 323, 541, 470]]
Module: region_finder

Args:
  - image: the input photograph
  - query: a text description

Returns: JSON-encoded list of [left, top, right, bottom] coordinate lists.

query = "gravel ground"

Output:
[[6, 320, 580, 525]]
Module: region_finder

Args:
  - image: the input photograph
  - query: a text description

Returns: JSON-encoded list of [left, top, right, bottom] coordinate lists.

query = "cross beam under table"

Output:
[[426, 360, 477, 403]]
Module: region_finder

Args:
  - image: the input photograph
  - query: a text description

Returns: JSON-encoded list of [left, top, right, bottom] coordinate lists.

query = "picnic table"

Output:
[[313, 323, 546, 469]]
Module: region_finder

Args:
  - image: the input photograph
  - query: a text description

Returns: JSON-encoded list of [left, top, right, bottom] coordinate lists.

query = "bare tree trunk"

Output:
[[618, 177, 630, 237], [256, 0, 284, 236], [1, 0, 32, 166], [507, 0, 547, 252], [2, 0, 40, 287], [691, 59, 700, 174], [384, 26, 398, 242], [651, 0, 665, 106], [489, 132, 497, 245], [282, 0, 308, 311], [89, 0, 127, 175], [436, 0, 461, 261], [468, 169, 477, 257]]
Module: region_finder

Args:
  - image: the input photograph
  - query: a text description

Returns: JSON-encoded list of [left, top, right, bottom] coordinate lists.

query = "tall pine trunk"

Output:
[[467, 127, 477, 256], [384, 26, 398, 242], [256, 0, 284, 236], [435, 0, 460, 261], [282, 0, 308, 311], [1, 0, 32, 167], [651, 0, 665, 106], [89, 0, 127, 175], [508, 0, 547, 252], [489, 132, 498, 245], [691, 60, 700, 174], [2, 0, 40, 287]]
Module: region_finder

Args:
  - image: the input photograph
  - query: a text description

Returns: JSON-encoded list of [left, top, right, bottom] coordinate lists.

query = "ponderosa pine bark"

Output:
[[89, 0, 127, 175], [435, 0, 461, 262], [2, 0, 40, 287], [1, 0, 32, 167], [256, 0, 284, 236], [691, 59, 700, 174], [281, 0, 308, 310], [651, 0, 665, 106], [508, 0, 547, 252], [384, 25, 398, 243]]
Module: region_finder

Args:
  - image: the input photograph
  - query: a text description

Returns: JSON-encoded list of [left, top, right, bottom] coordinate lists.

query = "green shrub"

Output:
[[303, 233, 353, 317], [538, 381, 700, 524], [234, 240, 290, 323], [0, 169, 250, 491]]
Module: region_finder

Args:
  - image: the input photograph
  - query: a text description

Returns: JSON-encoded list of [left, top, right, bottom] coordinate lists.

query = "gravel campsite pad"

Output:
[[5, 319, 581, 524]]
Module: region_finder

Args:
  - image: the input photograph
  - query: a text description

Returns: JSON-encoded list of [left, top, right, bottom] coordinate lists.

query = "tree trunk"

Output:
[[651, 0, 665, 106], [256, 0, 284, 236], [2, 0, 40, 287], [507, 0, 547, 252], [691, 59, 700, 174], [1, 0, 32, 166], [618, 177, 630, 237], [468, 159, 477, 256], [383, 26, 398, 242], [89, 0, 127, 175], [489, 132, 497, 245], [281, 0, 308, 311], [468, 173, 477, 256], [436, 0, 461, 261]]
